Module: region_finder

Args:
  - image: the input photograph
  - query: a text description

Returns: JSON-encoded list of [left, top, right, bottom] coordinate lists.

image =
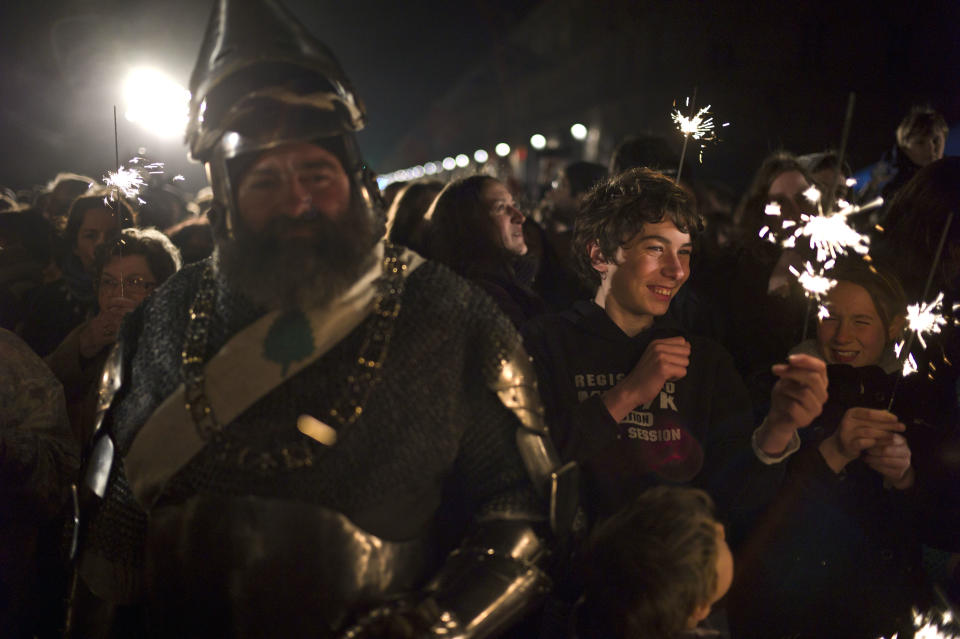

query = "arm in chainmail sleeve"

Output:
[[0, 328, 79, 520], [419, 302, 553, 639]]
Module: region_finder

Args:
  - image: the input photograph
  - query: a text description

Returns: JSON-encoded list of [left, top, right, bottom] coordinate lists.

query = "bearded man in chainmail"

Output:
[[67, 1, 568, 637]]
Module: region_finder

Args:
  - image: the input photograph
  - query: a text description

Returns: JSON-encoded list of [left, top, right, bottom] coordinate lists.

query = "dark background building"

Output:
[[0, 0, 957, 193]]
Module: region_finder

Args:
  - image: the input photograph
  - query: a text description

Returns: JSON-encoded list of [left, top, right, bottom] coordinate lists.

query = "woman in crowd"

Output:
[[45, 227, 181, 448], [729, 260, 956, 639], [424, 175, 547, 327], [19, 189, 134, 356]]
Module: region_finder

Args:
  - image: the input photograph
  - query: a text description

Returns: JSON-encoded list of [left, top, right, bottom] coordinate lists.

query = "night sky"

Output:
[[0, 0, 957, 193]]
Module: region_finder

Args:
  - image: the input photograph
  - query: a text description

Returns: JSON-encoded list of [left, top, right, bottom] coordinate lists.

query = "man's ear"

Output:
[[588, 241, 609, 274], [888, 314, 906, 342]]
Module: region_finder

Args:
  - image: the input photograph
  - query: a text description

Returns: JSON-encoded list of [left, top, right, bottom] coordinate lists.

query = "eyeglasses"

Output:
[[99, 275, 157, 295]]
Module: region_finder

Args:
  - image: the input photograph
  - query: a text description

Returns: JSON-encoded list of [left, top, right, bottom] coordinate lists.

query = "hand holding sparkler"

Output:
[[756, 354, 828, 456]]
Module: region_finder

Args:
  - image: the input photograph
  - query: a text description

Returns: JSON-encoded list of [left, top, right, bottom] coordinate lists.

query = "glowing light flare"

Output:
[[495, 142, 511, 157], [123, 67, 191, 139], [530, 134, 546, 150], [570, 123, 588, 140], [455, 154, 470, 168], [473, 149, 488, 163], [442, 157, 456, 171], [845, 177, 857, 187], [764, 202, 781, 217]]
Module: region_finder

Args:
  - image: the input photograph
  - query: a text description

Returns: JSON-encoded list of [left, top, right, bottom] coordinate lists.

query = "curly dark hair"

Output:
[[572, 168, 701, 290]]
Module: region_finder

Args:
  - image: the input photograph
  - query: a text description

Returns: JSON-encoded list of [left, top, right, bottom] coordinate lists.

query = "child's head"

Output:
[[577, 486, 733, 639], [816, 260, 907, 368]]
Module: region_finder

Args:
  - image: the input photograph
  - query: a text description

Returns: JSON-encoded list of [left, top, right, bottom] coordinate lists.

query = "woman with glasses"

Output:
[[45, 227, 181, 448]]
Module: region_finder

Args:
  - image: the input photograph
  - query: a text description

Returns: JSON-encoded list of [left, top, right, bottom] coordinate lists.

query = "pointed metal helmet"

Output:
[[186, 0, 366, 162], [185, 0, 378, 238]]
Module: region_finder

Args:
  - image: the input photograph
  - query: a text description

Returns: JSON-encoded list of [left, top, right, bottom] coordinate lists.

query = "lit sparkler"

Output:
[[104, 166, 147, 201], [671, 105, 715, 140], [671, 93, 729, 179]]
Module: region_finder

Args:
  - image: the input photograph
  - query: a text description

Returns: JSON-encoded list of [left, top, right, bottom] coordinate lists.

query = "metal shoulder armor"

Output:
[[85, 341, 123, 498], [487, 337, 579, 539]]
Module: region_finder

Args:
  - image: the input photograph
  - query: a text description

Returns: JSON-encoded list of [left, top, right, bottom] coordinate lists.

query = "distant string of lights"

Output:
[[376, 122, 591, 189], [118, 65, 589, 192]]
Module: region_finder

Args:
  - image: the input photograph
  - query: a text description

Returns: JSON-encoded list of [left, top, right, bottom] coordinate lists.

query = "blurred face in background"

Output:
[[902, 131, 946, 168], [75, 207, 116, 271], [767, 170, 811, 222], [483, 180, 527, 256]]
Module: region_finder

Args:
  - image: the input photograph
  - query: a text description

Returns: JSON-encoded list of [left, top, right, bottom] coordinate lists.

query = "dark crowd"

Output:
[[1, 1, 958, 639]]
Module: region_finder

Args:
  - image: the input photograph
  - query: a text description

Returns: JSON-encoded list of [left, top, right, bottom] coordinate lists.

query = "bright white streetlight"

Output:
[[123, 67, 190, 139], [495, 142, 511, 157], [424, 162, 439, 175], [442, 157, 457, 171], [455, 154, 470, 168], [570, 123, 588, 140], [529, 134, 546, 150], [474, 149, 489, 163]]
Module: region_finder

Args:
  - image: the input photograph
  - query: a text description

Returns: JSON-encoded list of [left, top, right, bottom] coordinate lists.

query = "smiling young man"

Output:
[[523, 168, 828, 533]]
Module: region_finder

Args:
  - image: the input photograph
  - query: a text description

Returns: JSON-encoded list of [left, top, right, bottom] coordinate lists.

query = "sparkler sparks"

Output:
[[904, 293, 948, 349], [781, 197, 882, 262], [670, 96, 728, 167], [671, 105, 715, 140], [803, 185, 822, 203], [880, 609, 958, 638], [788, 262, 837, 298], [103, 166, 147, 200]]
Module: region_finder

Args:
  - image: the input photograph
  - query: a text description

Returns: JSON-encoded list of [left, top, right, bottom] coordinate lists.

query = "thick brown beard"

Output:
[[217, 201, 378, 311]]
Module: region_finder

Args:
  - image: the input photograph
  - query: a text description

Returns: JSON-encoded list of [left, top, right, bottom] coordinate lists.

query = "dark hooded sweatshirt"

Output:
[[523, 300, 786, 538]]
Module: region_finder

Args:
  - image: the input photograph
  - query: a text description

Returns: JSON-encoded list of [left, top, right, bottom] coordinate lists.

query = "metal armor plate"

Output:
[[144, 494, 435, 638]]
